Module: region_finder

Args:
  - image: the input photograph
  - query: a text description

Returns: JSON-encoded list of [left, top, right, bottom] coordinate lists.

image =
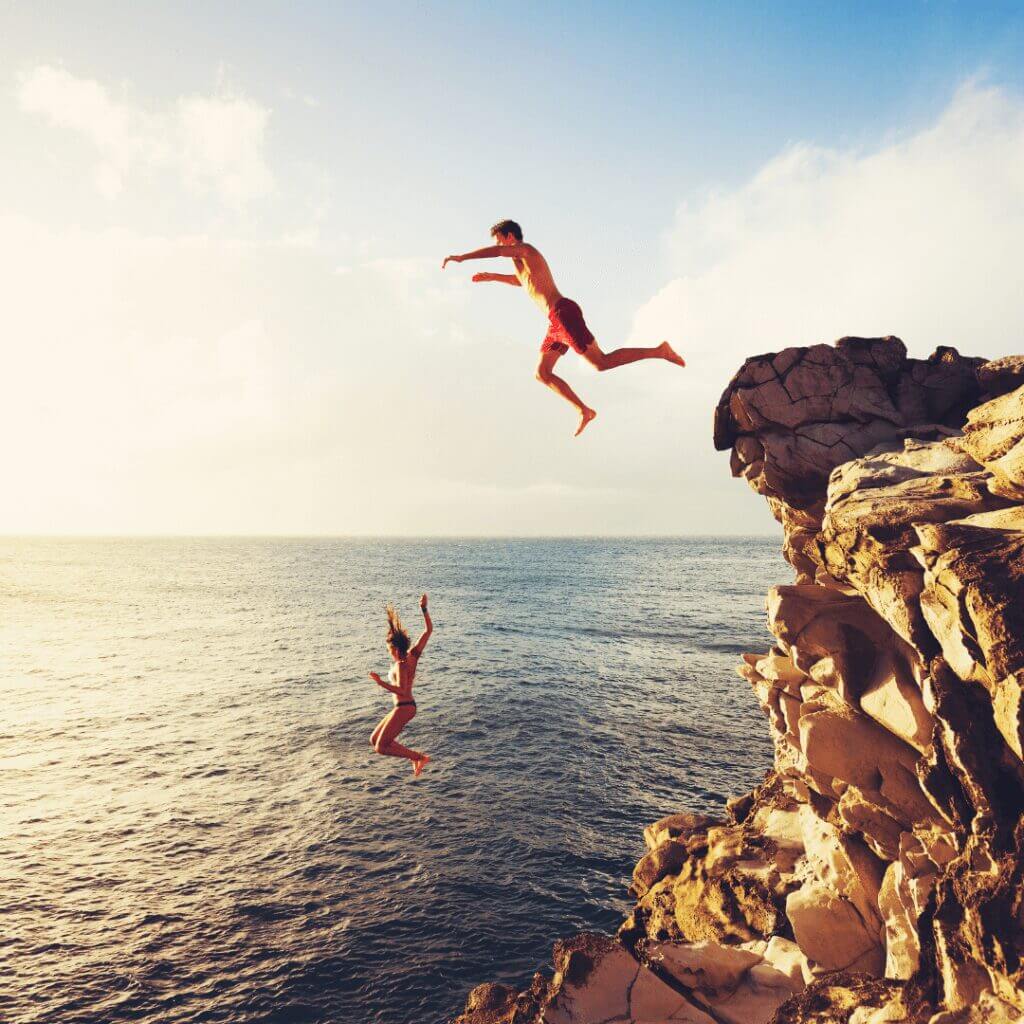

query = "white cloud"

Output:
[[362, 256, 433, 281], [16, 65, 274, 206], [359, 256, 474, 337], [282, 86, 320, 108], [631, 80, 1024, 405], [0, 218, 291, 461]]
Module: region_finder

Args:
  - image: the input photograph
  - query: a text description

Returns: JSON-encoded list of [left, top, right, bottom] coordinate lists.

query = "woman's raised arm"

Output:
[[411, 593, 433, 658]]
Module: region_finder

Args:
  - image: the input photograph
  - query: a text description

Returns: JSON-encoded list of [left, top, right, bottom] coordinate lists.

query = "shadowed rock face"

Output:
[[455, 338, 1024, 1024]]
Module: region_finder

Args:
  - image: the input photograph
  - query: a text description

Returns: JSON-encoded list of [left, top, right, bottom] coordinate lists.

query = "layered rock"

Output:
[[455, 337, 1024, 1024]]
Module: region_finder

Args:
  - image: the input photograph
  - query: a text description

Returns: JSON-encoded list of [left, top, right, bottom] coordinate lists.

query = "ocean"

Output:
[[2, 537, 785, 1024]]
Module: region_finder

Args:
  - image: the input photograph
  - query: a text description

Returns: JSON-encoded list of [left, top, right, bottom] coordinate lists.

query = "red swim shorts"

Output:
[[540, 298, 594, 355]]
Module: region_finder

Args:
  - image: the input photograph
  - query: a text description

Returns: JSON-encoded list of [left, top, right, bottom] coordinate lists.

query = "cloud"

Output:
[[16, 64, 274, 205], [358, 256, 474, 338], [0, 218, 292, 462], [630, 80, 1024, 407], [283, 86, 320, 108]]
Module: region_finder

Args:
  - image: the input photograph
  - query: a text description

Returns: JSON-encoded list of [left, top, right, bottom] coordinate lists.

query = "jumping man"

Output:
[[442, 220, 685, 436]]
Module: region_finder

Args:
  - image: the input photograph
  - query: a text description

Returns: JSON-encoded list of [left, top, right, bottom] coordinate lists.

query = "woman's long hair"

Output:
[[385, 603, 410, 657]]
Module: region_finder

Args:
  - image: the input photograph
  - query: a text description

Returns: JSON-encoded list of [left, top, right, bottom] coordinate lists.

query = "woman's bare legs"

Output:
[[372, 707, 429, 775]]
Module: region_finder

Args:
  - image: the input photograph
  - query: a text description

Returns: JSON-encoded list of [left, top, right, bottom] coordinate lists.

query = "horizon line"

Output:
[[0, 531, 780, 541]]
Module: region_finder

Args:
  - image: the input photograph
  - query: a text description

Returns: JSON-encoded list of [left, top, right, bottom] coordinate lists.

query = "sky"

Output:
[[3, 1, 1024, 535]]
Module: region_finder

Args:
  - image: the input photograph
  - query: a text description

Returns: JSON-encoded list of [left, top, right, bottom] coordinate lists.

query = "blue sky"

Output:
[[3, 2, 1024, 534]]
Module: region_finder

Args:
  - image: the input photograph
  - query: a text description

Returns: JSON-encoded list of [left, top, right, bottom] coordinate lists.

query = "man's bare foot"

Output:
[[659, 342, 686, 368], [575, 408, 597, 437], [413, 755, 431, 777]]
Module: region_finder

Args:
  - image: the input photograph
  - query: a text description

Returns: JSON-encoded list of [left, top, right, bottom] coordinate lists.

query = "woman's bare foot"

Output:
[[659, 342, 686, 368], [413, 755, 431, 777], [575, 407, 597, 437]]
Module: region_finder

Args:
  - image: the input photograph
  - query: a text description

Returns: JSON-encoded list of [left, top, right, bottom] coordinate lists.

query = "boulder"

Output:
[[913, 515, 1024, 759], [650, 939, 803, 1024], [877, 839, 941, 982], [713, 339, 909, 514], [819, 454, 1011, 654], [956, 385, 1024, 498], [926, 991, 1024, 1023], [537, 934, 716, 1024], [632, 838, 696, 899], [644, 811, 718, 851], [770, 976, 907, 1024], [978, 356, 1024, 400], [785, 879, 885, 974], [797, 704, 918, 795], [797, 804, 885, 932], [766, 585, 925, 722], [835, 787, 905, 862], [454, 983, 523, 1024]]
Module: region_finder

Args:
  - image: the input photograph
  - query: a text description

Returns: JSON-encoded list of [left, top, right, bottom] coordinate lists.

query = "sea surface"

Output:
[[2, 537, 786, 1024]]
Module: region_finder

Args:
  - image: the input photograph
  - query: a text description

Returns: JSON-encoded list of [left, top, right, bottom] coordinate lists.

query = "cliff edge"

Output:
[[455, 337, 1024, 1024]]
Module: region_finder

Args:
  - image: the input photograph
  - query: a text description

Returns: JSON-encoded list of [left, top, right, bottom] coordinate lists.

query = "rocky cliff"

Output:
[[455, 337, 1024, 1024]]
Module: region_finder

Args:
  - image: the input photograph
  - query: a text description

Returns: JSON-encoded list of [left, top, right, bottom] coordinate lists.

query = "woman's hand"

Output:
[[369, 671, 384, 686], [411, 594, 432, 658], [441, 255, 462, 270], [471, 272, 490, 283]]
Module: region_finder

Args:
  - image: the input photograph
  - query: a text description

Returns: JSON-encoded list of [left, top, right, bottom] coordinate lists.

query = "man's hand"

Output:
[[441, 254, 463, 270], [419, 593, 429, 611]]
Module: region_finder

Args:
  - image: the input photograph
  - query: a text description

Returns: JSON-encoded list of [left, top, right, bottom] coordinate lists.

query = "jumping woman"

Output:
[[369, 593, 432, 776]]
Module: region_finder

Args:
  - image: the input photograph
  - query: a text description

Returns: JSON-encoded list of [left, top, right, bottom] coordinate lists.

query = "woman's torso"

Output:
[[389, 657, 417, 704]]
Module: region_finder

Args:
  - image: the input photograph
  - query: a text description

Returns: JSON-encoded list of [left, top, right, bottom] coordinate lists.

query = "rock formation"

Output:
[[455, 339, 1024, 1024]]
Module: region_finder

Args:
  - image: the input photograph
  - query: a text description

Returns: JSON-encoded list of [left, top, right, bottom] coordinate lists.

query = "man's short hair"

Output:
[[490, 219, 523, 241]]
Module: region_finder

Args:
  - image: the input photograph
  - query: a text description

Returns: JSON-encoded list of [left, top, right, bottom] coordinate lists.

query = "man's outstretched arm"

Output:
[[472, 272, 520, 286], [442, 244, 529, 268]]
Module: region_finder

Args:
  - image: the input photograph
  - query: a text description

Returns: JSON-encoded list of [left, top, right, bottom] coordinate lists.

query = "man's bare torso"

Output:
[[513, 245, 564, 314]]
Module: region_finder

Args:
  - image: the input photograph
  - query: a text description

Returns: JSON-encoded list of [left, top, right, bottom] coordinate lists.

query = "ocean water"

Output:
[[2, 537, 785, 1024]]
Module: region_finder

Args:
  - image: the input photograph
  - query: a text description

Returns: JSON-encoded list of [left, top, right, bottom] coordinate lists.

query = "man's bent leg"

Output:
[[536, 350, 597, 436], [582, 340, 685, 371]]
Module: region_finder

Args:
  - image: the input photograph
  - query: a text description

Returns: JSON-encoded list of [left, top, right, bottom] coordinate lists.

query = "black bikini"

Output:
[[396, 700, 416, 708]]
